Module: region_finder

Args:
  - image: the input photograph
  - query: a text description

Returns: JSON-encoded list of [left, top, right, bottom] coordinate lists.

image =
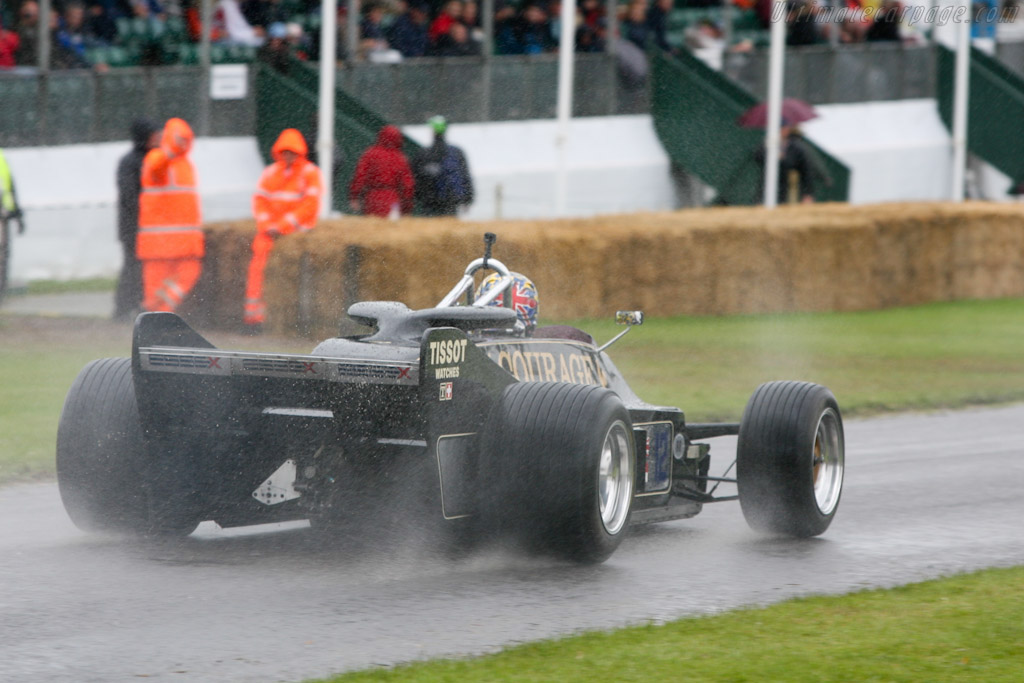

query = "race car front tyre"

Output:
[[483, 382, 635, 564], [56, 357, 199, 537], [736, 381, 845, 537]]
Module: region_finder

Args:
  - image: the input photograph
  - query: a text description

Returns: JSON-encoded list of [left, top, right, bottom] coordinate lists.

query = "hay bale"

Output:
[[183, 201, 1024, 337]]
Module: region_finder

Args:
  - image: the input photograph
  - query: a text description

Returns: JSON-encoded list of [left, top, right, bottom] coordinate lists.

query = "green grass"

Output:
[[0, 332, 129, 482], [18, 277, 118, 295], [313, 566, 1024, 682], [567, 298, 1024, 421], [4, 297, 1024, 482]]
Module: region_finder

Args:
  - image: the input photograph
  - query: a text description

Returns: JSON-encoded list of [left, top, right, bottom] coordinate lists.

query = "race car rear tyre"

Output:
[[57, 357, 198, 537], [736, 381, 845, 537], [483, 382, 635, 564]]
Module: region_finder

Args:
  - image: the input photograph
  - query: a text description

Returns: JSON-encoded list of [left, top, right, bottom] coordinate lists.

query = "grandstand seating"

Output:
[[83, 2, 771, 68]]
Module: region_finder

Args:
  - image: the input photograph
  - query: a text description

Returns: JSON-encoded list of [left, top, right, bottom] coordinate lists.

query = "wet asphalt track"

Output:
[[2, 403, 1024, 682]]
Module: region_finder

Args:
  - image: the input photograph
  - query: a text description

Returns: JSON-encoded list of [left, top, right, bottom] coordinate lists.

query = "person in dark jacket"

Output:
[[349, 125, 415, 218], [412, 115, 474, 216], [387, 0, 429, 58], [755, 125, 832, 205], [113, 118, 161, 321]]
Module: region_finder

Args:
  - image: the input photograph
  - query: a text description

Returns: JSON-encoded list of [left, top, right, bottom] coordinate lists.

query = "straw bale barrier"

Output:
[[181, 202, 1024, 337]]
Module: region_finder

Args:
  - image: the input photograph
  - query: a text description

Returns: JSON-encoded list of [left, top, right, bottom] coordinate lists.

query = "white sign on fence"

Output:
[[210, 64, 248, 100]]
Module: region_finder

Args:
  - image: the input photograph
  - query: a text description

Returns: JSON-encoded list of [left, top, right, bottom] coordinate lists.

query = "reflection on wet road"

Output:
[[2, 404, 1024, 682]]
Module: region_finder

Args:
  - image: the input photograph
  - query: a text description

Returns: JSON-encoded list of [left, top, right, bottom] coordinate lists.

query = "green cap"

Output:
[[428, 115, 447, 135]]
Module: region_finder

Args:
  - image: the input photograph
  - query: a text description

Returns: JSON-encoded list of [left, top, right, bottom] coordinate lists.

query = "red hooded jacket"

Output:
[[349, 126, 414, 218]]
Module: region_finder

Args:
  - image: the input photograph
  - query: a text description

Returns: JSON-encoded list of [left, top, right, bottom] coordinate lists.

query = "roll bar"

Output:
[[436, 233, 515, 309]]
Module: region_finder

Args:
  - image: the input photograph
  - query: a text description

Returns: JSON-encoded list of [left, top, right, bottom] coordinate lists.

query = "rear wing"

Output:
[[132, 312, 419, 387]]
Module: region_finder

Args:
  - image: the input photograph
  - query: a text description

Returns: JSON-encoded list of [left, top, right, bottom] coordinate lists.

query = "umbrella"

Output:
[[737, 98, 818, 128]]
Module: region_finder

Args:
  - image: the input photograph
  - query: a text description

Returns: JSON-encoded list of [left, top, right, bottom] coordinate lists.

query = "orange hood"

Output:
[[162, 117, 194, 157], [272, 128, 308, 161]]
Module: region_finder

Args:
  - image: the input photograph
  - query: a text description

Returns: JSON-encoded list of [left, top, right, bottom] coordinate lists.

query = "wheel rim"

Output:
[[598, 420, 633, 535], [812, 407, 844, 515]]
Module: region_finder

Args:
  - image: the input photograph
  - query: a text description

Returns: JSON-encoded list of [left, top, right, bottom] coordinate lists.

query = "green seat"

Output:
[[115, 16, 132, 42], [178, 43, 199, 65], [210, 44, 231, 63], [166, 16, 187, 40], [732, 9, 763, 31]]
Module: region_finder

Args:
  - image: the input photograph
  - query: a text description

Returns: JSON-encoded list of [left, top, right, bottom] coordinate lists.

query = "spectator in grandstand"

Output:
[[257, 20, 291, 71], [506, 2, 555, 54], [244, 128, 323, 331], [684, 18, 726, 69], [755, 124, 832, 204], [646, 0, 674, 52], [213, 0, 263, 46], [285, 21, 309, 58], [0, 17, 19, 67], [387, 0, 429, 58], [241, 0, 286, 35], [14, 0, 41, 65], [412, 115, 474, 216], [575, 0, 606, 52], [461, 0, 483, 43], [997, 0, 1024, 41], [428, 0, 462, 46], [349, 125, 414, 218], [865, 0, 902, 41], [138, 117, 204, 314], [85, 0, 130, 45], [57, 2, 106, 60], [359, 2, 391, 57], [114, 118, 161, 322], [435, 20, 481, 55], [838, 0, 872, 43], [621, 0, 652, 50], [494, 1, 520, 53], [131, 0, 166, 20], [16, 1, 94, 68], [787, 0, 827, 46]]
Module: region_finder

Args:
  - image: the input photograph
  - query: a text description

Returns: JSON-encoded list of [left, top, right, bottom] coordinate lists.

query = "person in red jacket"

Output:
[[348, 125, 414, 218], [244, 128, 323, 330]]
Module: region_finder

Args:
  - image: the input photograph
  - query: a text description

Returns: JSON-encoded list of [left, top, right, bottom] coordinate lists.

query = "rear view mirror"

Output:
[[615, 311, 644, 326]]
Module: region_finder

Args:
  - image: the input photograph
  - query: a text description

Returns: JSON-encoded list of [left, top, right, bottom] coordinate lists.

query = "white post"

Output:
[[319, 0, 338, 217], [762, 0, 787, 208], [38, 0, 51, 71], [950, 0, 971, 201], [199, 0, 213, 136], [554, 0, 576, 217], [347, 0, 360, 63]]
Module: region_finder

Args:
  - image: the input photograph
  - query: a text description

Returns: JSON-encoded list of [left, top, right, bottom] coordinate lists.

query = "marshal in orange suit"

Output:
[[137, 117, 204, 313], [244, 128, 323, 329]]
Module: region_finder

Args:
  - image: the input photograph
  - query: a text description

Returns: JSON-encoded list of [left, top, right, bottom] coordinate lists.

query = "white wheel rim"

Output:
[[812, 407, 844, 515], [598, 420, 633, 535]]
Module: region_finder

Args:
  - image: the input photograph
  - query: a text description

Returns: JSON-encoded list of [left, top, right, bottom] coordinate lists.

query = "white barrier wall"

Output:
[[5, 105, 1013, 283], [402, 115, 678, 220], [5, 137, 264, 282]]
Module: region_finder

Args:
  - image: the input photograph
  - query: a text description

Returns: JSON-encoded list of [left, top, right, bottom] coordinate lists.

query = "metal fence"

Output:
[[339, 53, 649, 124], [724, 43, 938, 104], [0, 65, 255, 148], [1, 42, 1022, 148]]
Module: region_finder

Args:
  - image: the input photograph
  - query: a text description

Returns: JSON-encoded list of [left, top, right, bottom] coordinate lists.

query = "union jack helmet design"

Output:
[[475, 271, 539, 329]]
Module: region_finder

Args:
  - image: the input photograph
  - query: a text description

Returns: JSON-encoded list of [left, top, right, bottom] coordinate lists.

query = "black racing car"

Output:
[[56, 235, 845, 563]]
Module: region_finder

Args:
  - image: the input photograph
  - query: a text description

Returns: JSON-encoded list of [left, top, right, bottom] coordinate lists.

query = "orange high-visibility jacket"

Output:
[[252, 129, 323, 235], [137, 118, 204, 261]]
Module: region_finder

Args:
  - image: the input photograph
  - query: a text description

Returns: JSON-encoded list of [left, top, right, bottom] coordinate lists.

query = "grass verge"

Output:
[[3, 297, 1024, 482], [20, 277, 118, 295], [313, 566, 1024, 682]]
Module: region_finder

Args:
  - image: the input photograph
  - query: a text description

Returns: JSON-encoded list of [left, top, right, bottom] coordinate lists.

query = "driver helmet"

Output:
[[475, 271, 539, 330]]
